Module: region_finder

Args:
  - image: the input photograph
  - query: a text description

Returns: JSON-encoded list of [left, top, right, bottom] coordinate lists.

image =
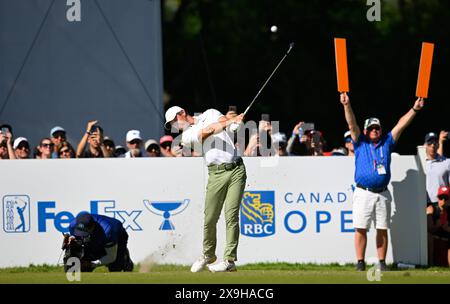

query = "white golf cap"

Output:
[[164, 106, 184, 129], [344, 131, 351, 138], [126, 130, 142, 142], [144, 139, 159, 151], [13, 137, 28, 149], [272, 132, 287, 144], [50, 126, 65, 137], [364, 117, 381, 130]]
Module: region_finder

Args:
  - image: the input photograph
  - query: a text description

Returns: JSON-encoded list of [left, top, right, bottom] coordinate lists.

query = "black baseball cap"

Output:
[[424, 132, 438, 144], [73, 213, 95, 237], [0, 124, 12, 133]]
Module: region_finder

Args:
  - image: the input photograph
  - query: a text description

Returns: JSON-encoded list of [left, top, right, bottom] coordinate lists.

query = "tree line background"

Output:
[[161, 0, 450, 155]]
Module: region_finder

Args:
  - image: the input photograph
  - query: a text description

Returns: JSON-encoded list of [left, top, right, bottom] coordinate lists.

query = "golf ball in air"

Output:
[[270, 25, 278, 33]]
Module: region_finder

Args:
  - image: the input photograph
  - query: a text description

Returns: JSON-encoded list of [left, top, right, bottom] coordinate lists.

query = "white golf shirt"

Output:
[[425, 155, 450, 202], [181, 109, 238, 165]]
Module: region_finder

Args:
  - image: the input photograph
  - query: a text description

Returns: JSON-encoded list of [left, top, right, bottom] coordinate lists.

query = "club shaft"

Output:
[[243, 44, 294, 116]]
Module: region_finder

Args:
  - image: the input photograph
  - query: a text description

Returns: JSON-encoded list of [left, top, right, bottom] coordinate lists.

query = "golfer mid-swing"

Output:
[[165, 106, 246, 272]]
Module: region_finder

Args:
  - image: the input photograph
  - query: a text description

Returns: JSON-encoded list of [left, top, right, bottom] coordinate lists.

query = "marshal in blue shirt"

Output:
[[353, 132, 396, 189]]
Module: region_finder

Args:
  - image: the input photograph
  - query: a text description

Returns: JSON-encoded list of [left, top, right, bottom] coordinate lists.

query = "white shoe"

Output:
[[190, 255, 217, 273], [207, 260, 237, 272]]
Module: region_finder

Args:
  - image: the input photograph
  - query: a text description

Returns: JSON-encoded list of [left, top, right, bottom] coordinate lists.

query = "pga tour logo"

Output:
[[2, 195, 30, 233], [240, 191, 275, 237]]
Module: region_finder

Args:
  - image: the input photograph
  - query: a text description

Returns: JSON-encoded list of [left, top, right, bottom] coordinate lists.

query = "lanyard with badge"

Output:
[[371, 144, 386, 175]]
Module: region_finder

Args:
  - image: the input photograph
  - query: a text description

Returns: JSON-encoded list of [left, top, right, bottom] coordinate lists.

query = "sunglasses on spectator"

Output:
[[129, 139, 141, 145], [17, 144, 29, 150], [41, 143, 54, 148], [438, 195, 449, 201], [368, 126, 381, 131], [160, 142, 172, 149], [147, 145, 160, 153], [53, 132, 66, 139], [60, 149, 70, 154]]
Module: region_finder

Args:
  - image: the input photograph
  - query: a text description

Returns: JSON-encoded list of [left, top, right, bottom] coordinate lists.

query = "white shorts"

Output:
[[352, 187, 392, 230]]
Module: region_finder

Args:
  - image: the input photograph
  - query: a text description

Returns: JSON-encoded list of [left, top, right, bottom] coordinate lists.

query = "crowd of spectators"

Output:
[[0, 111, 447, 160]]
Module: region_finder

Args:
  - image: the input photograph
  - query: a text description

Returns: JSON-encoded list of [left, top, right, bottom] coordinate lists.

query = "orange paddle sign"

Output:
[[416, 42, 435, 98], [334, 38, 349, 92]]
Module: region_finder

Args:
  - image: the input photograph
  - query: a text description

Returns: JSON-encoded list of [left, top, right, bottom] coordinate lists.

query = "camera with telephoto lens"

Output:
[[62, 235, 94, 272]]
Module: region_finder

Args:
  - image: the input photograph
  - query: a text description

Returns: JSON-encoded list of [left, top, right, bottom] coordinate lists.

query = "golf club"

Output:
[[243, 42, 295, 117]]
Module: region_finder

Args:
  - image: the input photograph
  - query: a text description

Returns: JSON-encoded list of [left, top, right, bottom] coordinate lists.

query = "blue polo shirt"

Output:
[[353, 132, 395, 189]]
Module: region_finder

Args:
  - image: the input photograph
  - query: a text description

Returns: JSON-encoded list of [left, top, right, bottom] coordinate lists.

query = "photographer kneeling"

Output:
[[63, 212, 134, 272]]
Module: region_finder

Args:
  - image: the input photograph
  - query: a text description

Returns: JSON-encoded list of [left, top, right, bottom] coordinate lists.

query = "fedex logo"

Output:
[[37, 200, 142, 233]]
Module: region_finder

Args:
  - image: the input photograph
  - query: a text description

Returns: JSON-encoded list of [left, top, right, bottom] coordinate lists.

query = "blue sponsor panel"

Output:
[[240, 191, 275, 237], [2, 195, 30, 233]]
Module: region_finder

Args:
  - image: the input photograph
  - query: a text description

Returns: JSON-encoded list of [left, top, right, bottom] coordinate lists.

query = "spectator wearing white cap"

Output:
[[423, 131, 450, 207], [0, 125, 15, 160], [331, 147, 348, 156], [124, 130, 143, 158], [344, 130, 355, 156], [144, 139, 161, 157], [340, 92, 424, 271], [272, 132, 288, 156], [13, 137, 30, 159], [76, 120, 108, 158], [50, 126, 67, 158], [115, 146, 126, 157]]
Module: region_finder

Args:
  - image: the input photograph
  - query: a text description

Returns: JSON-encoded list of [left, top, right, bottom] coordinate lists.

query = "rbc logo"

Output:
[[2, 195, 30, 233], [240, 191, 275, 237]]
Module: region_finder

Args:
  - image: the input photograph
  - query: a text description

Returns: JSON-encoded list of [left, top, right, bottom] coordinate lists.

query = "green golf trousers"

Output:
[[203, 162, 247, 261]]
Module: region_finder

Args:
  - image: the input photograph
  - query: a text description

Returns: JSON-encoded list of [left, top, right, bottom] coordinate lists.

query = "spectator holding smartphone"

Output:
[[0, 125, 15, 159], [124, 130, 143, 158], [76, 120, 108, 158], [287, 121, 325, 156], [244, 114, 274, 156]]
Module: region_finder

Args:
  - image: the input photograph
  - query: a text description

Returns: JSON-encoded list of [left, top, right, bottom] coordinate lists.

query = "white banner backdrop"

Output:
[[0, 156, 427, 267]]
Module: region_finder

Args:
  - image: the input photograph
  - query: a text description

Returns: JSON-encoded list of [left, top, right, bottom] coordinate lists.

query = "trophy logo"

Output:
[[143, 199, 190, 230]]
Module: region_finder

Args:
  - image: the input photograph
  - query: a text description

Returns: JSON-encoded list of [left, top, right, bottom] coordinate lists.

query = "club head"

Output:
[[287, 42, 295, 53]]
